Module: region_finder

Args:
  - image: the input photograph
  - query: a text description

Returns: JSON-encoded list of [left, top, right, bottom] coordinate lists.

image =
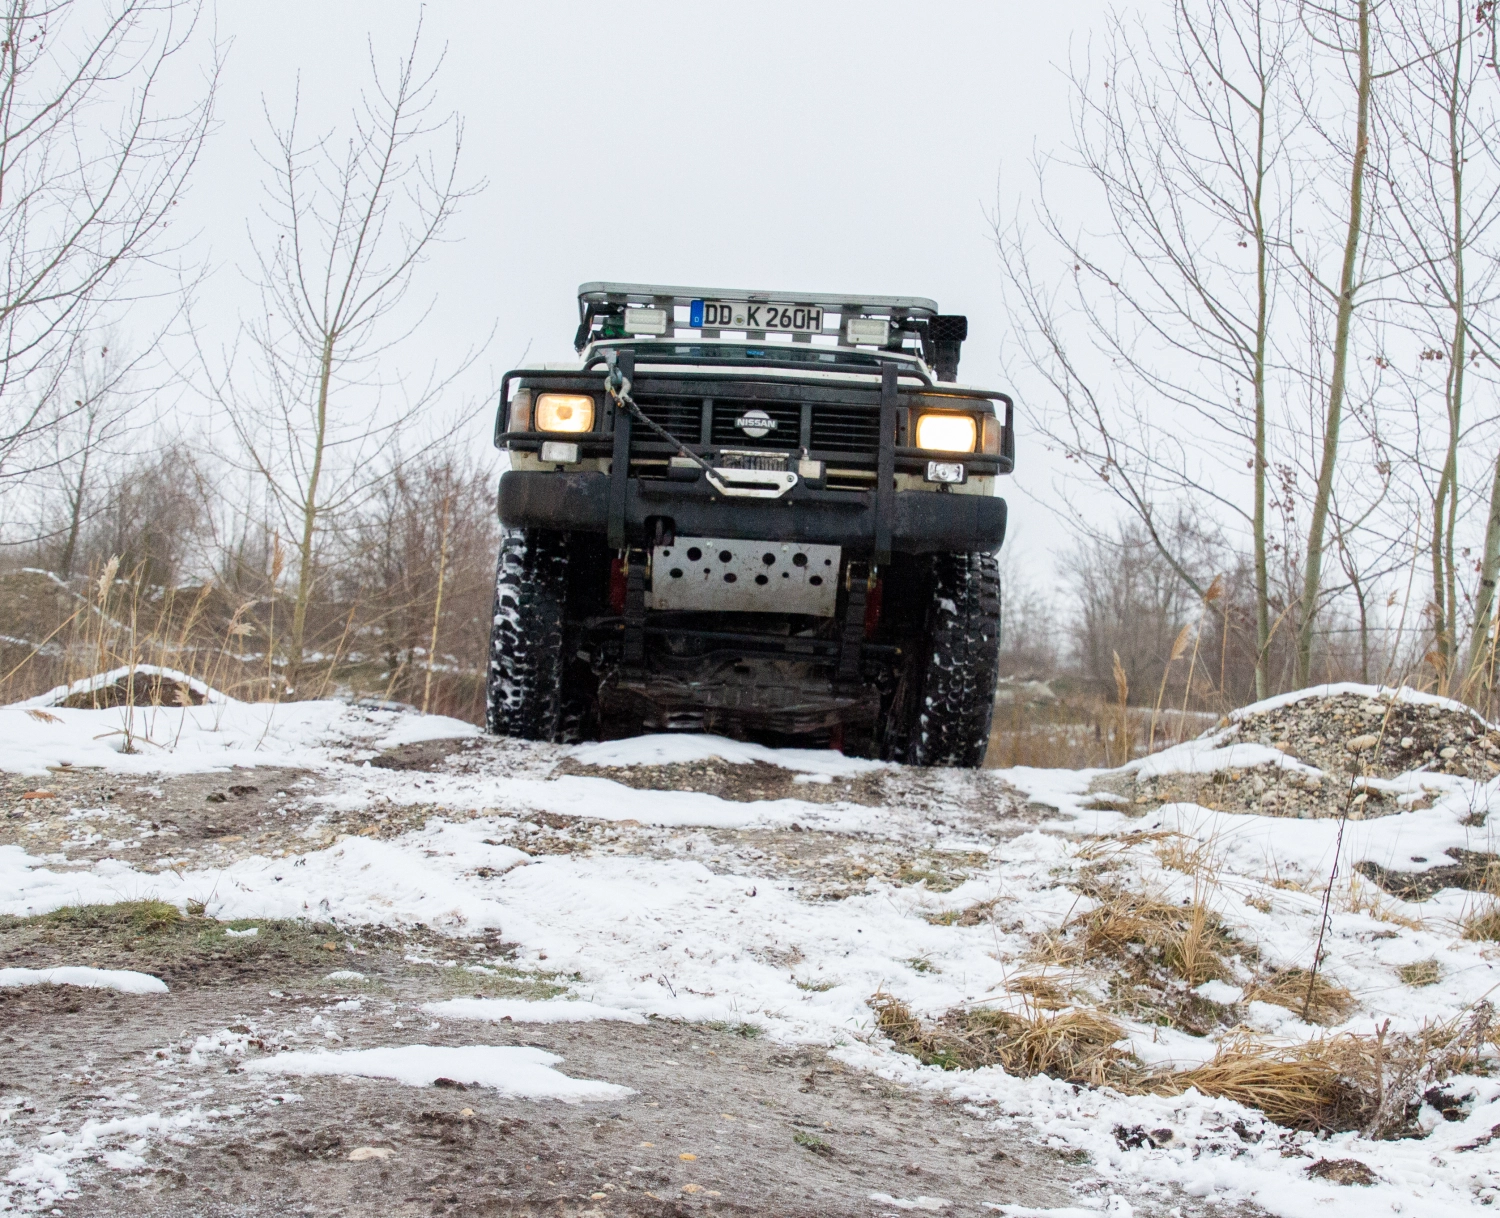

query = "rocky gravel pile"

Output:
[[1235, 691, 1500, 783], [1120, 691, 1498, 822]]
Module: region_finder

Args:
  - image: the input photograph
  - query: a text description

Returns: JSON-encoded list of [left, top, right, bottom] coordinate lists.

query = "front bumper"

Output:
[[498, 470, 1007, 555]]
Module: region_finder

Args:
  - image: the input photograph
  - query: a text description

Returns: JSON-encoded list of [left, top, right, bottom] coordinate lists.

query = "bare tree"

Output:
[[201, 22, 484, 685], [44, 341, 148, 578], [1289, 0, 1387, 685], [0, 0, 215, 492], [995, 0, 1302, 697], [1462, 3, 1500, 688], [1372, 0, 1500, 686]]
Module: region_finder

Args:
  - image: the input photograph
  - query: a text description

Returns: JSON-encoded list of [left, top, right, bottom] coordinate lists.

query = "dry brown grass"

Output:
[[1155, 833, 1220, 876], [870, 992, 1129, 1084], [1462, 904, 1500, 942], [983, 691, 1216, 771], [1398, 959, 1442, 988], [1003, 973, 1071, 1011], [1054, 886, 1239, 987], [875, 992, 1497, 1136], [1155, 1036, 1370, 1130], [922, 898, 1000, 927], [1341, 876, 1424, 930], [1243, 968, 1355, 1025]]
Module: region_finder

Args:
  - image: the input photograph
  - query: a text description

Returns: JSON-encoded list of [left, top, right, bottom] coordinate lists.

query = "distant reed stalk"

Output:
[[1149, 623, 1193, 754], [422, 493, 453, 715], [1111, 650, 1130, 765], [1175, 574, 1224, 744]]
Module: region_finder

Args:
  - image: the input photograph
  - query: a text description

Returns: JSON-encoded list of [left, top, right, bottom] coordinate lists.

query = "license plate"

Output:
[[690, 299, 825, 335]]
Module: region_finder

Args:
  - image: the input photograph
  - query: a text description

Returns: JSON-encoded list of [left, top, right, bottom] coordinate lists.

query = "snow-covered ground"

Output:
[[3, 680, 1499, 1216]]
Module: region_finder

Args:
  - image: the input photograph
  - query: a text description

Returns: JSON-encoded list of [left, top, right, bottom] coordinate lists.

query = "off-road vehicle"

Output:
[[487, 283, 1013, 766]]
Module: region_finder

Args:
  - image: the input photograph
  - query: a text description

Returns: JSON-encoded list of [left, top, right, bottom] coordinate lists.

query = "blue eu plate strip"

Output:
[[690, 299, 704, 328]]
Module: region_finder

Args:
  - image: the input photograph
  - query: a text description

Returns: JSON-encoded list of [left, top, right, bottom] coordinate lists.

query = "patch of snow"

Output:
[[224, 926, 258, 938], [372, 714, 481, 749], [324, 969, 367, 982], [241, 1044, 631, 1101], [17, 665, 233, 710], [869, 1194, 950, 1211], [1231, 681, 1498, 727], [422, 998, 647, 1024], [1130, 736, 1307, 780], [1194, 980, 1243, 1004], [0, 966, 167, 994], [0, 691, 481, 778], [568, 732, 886, 776], [0, 1108, 203, 1210]]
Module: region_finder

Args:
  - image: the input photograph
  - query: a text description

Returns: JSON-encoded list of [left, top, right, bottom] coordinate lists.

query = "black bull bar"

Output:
[[498, 470, 1007, 555]]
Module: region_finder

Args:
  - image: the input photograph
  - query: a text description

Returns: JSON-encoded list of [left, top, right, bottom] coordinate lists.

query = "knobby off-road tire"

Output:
[[486, 528, 572, 741], [884, 551, 1002, 768]]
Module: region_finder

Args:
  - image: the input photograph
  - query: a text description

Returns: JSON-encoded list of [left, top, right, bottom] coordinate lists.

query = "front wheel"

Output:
[[486, 528, 571, 740], [882, 551, 1002, 767]]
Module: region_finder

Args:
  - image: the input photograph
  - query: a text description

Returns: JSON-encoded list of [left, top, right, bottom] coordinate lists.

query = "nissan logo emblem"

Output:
[[735, 409, 777, 439]]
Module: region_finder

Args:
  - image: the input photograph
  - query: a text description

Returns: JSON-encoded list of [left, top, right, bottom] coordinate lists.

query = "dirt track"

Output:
[[1, 736, 1254, 1217]]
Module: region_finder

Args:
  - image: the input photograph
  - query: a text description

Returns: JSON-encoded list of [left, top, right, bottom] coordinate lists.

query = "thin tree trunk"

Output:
[[59, 444, 91, 581], [288, 333, 334, 685], [1470, 449, 1500, 680], [1296, 0, 1372, 687], [1252, 63, 1272, 700], [1431, 3, 1467, 688]]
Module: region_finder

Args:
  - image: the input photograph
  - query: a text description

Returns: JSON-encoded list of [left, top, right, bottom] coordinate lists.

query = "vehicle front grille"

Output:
[[709, 403, 800, 450], [811, 406, 881, 456], [627, 393, 884, 472], [634, 398, 701, 439]]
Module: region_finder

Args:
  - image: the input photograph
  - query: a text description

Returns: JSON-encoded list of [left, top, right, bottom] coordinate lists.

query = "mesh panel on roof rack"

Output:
[[929, 315, 969, 342]]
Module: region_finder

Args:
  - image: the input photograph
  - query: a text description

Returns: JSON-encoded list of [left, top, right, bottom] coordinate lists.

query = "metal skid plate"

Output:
[[649, 537, 841, 617]]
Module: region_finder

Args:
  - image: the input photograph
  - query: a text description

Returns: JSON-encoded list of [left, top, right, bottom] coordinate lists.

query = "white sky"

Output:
[[176, 0, 1111, 570]]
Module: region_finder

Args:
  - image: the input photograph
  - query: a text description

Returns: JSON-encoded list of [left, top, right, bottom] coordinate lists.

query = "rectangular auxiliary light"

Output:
[[845, 316, 889, 346], [926, 461, 967, 484], [624, 306, 668, 335], [540, 441, 579, 464]]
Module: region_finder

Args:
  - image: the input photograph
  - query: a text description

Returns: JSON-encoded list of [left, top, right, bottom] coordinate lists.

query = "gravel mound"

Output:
[[1236, 692, 1499, 783], [1120, 690, 1498, 821]]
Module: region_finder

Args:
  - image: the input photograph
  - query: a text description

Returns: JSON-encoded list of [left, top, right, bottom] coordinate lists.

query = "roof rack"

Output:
[[574, 281, 969, 381]]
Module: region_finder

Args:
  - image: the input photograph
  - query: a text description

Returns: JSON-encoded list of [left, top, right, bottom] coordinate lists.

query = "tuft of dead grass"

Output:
[[1243, 967, 1355, 1026], [1462, 904, 1500, 942], [1159, 1009, 1498, 1134], [876, 992, 1498, 1136], [922, 898, 999, 927], [1154, 1035, 1370, 1130], [1054, 886, 1240, 987], [1004, 973, 1070, 1011], [1397, 959, 1442, 988], [870, 992, 1129, 1084]]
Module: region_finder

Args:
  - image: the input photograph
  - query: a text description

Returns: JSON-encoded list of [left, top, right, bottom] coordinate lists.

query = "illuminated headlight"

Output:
[[535, 393, 595, 433], [926, 461, 967, 485], [914, 412, 977, 452], [624, 306, 668, 335]]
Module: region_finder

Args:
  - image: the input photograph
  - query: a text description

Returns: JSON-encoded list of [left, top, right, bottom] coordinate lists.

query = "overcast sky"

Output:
[[181, 1, 1112, 566]]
